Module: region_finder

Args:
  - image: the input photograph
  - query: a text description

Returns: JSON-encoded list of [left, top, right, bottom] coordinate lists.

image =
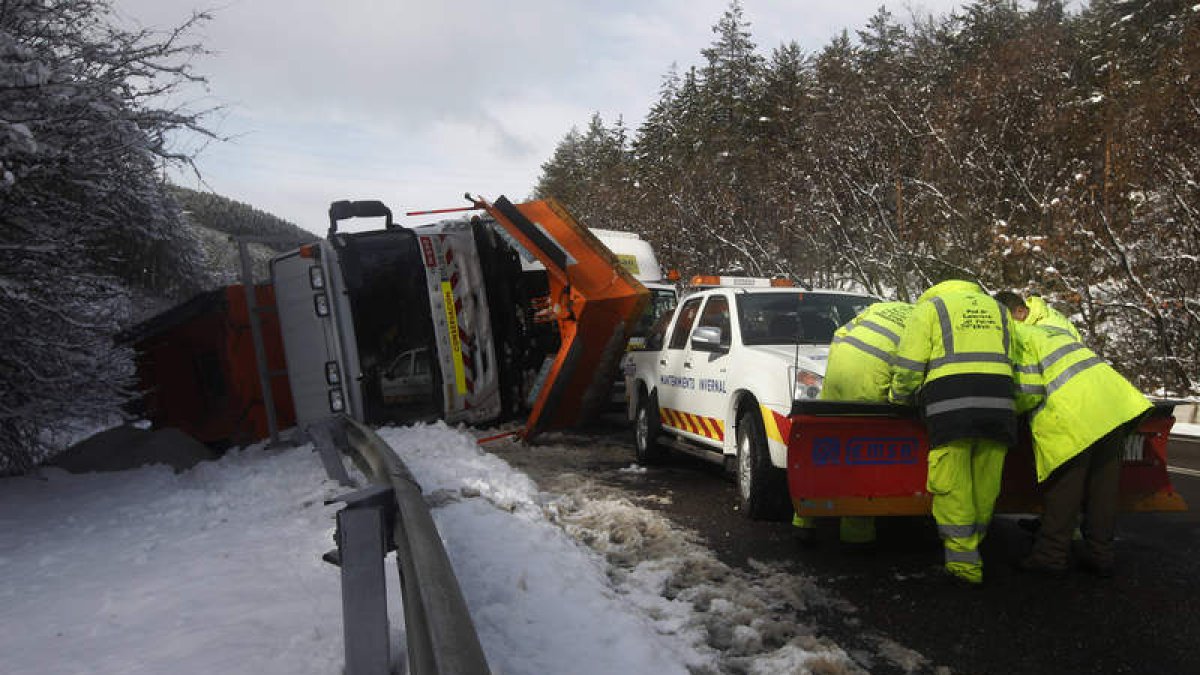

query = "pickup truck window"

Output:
[[697, 296, 731, 348], [667, 297, 703, 349], [737, 292, 875, 345]]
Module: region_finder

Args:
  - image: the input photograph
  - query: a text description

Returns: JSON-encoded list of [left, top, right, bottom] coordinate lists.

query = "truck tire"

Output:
[[634, 391, 667, 465], [736, 408, 790, 521]]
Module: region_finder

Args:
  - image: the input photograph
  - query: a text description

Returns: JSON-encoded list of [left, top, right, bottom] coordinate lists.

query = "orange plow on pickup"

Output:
[[786, 400, 1188, 517]]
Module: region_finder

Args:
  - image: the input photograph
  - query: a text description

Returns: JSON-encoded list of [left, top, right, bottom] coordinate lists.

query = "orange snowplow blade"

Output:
[[481, 197, 648, 439]]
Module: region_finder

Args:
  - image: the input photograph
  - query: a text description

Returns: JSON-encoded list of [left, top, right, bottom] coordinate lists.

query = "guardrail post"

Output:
[[327, 484, 396, 675], [308, 419, 356, 487], [333, 416, 493, 675]]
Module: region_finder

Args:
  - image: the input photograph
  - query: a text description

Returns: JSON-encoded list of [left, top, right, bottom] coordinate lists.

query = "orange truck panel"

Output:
[[125, 284, 295, 447]]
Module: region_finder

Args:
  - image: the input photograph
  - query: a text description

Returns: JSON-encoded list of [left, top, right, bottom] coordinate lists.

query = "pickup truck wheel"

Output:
[[736, 408, 789, 521], [634, 392, 666, 464]]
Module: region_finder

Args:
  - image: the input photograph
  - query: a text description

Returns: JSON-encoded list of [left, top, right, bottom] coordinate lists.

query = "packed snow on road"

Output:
[[0, 421, 931, 674]]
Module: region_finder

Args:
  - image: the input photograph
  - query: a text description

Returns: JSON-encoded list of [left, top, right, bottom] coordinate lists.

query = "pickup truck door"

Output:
[[682, 295, 732, 446], [655, 296, 703, 430]]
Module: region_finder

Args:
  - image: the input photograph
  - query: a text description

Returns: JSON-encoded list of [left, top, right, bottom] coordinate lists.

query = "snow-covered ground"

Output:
[[0, 422, 868, 675], [5, 413, 1194, 675]]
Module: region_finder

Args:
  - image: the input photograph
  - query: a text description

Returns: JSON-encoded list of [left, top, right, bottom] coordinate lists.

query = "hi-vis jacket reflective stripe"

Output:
[[821, 301, 913, 402], [1023, 296, 1081, 341], [1012, 322, 1151, 482], [890, 280, 1017, 447]]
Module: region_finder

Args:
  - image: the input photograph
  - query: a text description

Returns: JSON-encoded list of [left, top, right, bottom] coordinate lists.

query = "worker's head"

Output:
[[994, 291, 1029, 321]]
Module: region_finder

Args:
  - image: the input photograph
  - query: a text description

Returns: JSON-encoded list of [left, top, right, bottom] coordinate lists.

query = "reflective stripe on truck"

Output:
[[440, 280, 467, 395]]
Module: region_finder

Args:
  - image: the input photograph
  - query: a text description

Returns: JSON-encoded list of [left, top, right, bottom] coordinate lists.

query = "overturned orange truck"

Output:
[[270, 196, 647, 441]]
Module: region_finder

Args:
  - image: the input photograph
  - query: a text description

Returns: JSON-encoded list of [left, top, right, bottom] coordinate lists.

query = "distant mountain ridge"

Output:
[[124, 188, 319, 323], [170, 186, 317, 253], [172, 185, 316, 287]]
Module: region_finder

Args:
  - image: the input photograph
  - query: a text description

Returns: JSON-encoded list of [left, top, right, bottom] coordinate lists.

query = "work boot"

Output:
[[941, 568, 983, 589], [1077, 556, 1115, 579], [1016, 555, 1068, 578], [944, 560, 984, 588], [794, 527, 817, 548], [840, 539, 877, 555]]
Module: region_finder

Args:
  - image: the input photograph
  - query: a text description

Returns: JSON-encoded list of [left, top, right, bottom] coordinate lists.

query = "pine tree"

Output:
[[533, 0, 1200, 394]]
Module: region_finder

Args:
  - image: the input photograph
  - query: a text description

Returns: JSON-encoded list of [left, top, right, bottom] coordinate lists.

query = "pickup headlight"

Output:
[[790, 367, 823, 400]]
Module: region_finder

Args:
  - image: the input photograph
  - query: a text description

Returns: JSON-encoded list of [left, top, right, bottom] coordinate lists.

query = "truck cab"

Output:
[[589, 228, 678, 350]]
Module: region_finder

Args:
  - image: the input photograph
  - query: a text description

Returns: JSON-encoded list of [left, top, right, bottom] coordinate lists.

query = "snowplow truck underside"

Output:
[[273, 197, 646, 437]]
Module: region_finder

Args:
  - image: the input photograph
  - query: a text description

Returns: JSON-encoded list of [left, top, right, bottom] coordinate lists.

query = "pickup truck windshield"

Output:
[[737, 292, 875, 345]]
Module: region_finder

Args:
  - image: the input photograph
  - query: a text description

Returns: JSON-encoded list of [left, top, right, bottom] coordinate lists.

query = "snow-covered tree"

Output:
[[1, 0, 214, 473]]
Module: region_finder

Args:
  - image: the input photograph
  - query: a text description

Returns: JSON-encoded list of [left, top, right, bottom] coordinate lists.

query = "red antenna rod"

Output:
[[404, 205, 482, 216]]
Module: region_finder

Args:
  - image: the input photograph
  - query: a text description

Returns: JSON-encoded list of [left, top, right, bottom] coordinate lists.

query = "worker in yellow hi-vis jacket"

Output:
[[794, 301, 914, 550], [995, 290, 1086, 541], [994, 291, 1081, 341], [1011, 322, 1151, 578], [890, 280, 1017, 586]]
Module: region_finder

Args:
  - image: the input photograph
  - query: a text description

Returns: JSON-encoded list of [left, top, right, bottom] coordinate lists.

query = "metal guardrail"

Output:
[[312, 415, 491, 675]]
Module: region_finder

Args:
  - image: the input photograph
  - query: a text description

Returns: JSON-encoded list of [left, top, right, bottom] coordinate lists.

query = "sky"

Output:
[[109, 0, 975, 236]]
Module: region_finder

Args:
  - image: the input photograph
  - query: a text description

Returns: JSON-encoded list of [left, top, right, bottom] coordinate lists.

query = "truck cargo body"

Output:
[[786, 400, 1187, 517], [121, 285, 296, 447]]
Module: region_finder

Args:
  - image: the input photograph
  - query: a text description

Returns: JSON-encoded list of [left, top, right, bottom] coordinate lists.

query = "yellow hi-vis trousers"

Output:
[[792, 515, 876, 544], [927, 438, 1008, 583]]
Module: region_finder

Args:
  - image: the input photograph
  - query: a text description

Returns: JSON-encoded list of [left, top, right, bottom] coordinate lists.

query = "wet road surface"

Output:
[[497, 418, 1200, 675]]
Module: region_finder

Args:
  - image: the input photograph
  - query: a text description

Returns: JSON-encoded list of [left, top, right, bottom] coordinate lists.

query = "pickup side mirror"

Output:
[[690, 326, 726, 352]]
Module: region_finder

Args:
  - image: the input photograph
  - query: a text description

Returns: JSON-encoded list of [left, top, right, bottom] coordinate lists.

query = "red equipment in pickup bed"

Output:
[[787, 400, 1187, 517]]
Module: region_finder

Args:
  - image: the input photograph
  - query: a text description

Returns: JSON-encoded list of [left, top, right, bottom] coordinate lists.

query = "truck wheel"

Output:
[[635, 392, 666, 464], [736, 408, 790, 521]]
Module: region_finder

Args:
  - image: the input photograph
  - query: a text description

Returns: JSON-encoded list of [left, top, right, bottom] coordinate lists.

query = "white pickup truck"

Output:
[[624, 278, 877, 519]]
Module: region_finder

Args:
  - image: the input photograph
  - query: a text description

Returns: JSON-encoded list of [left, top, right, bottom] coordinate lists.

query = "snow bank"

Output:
[[377, 423, 712, 674], [1174, 422, 1200, 438], [380, 422, 864, 675], [0, 444, 355, 675], [2, 421, 871, 674]]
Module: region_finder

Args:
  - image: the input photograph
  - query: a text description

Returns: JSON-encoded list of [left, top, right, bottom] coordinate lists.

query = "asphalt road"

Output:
[[532, 420, 1200, 675]]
